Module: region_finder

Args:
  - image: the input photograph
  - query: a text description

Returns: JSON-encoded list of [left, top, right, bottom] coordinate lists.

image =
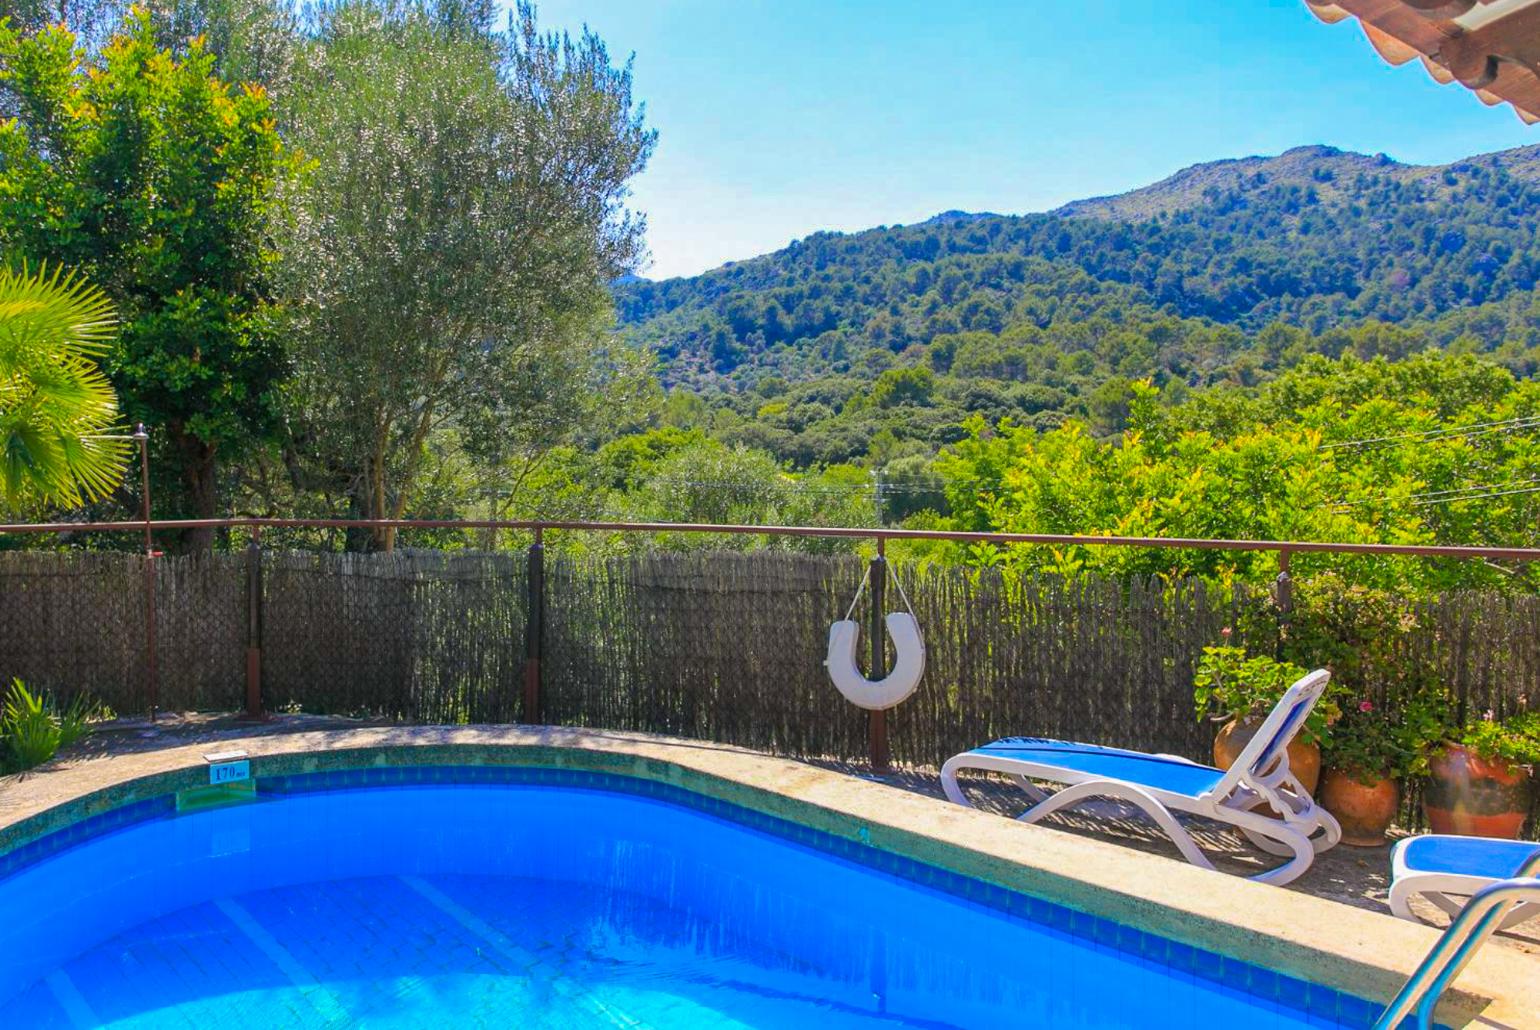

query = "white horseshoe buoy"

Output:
[[825, 612, 926, 710]]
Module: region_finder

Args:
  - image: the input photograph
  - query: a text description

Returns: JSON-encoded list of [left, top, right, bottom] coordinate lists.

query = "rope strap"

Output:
[[843, 564, 872, 622], [885, 561, 917, 619], [843, 561, 920, 629]]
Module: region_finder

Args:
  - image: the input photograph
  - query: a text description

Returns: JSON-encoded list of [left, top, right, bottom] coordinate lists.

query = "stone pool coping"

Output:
[[0, 725, 1535, 1028]]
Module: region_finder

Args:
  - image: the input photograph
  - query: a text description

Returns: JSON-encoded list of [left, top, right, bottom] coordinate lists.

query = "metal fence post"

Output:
[[1274, 548, 1293, 637], [143, 554, 158, 722], [133, 424, 159, 722], [522, 526, 545, 724], [868, 539, 891, 774], [243, 526, 265, 721]]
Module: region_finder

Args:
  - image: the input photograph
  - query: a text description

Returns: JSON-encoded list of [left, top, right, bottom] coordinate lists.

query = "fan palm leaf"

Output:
[[0, 264, 128, 511]]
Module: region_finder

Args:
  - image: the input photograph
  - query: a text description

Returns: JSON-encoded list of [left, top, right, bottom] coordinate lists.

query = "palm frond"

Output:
[[0, 263, 128, 511]]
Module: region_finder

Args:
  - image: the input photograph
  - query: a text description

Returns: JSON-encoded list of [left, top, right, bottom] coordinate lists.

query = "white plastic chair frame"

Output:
[[1389, 842, 1540, 930], [940, 670, 1342, 886], [824, 563, 925, 711]]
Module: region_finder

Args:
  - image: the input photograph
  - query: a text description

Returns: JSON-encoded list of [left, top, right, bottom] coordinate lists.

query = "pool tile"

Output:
[[1192, 945, 1226, 988], [1114, 920, 1143, 956], [1166, 939, 1196, 976]]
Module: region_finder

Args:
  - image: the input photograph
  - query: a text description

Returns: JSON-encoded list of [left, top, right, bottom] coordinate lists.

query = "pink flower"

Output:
[[1358, 699, 1375, 713], [1220, 627, 1232, 639]]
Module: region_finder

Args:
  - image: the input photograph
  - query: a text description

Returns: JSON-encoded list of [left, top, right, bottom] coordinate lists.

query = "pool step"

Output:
[[175, 779, 257, 813], [176, 749, 258, 813]]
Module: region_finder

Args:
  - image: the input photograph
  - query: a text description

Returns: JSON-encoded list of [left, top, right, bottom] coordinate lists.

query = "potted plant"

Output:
[[1194, 645, 1337, 793], [1424, 711, 1540, 839], [1319, 694, 1444, 846]]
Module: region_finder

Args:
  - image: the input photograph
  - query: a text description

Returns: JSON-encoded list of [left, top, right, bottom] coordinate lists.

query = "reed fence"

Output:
[[4, 516, 1540, 836], [2, 547, 1537, 762]]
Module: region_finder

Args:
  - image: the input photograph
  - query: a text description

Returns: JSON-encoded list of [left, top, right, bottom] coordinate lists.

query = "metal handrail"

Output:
[[2, 515, 1540, 562], [1374, 859, 1540, 1029]]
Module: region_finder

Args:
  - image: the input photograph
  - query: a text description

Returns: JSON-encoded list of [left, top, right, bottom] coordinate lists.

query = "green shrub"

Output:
[[0, 679, 99, 773], [1322, 693, 1448, 782], [1454, 711, 1540, 767], [3, 680, 62, 771], [1193, 644, 1338, 745], [56, 692, 99, 749]]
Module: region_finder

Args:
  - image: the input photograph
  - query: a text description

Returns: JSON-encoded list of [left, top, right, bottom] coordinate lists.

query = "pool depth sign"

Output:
[[205, 750, 251, 785]]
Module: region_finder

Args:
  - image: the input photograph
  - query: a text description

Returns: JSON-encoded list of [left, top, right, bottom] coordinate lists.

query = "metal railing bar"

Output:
[[1, 516, 1539, 562], [1373, 867, 1540, 1029]]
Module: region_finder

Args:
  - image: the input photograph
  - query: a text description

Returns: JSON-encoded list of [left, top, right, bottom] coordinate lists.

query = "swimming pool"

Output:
[[0, 766, 1382, 1028]]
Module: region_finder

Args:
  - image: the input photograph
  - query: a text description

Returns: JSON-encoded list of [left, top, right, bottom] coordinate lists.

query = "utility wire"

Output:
[[1321, 415, 1540, 451], [639, 476, 953, 496], [1330, 479, 1540, 513], [1404, 477, 1540, 501], [1412, 483, 1540, 507]]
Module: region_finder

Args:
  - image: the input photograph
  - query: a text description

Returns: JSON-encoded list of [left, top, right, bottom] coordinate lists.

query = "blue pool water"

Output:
[[0, 768, 1378, 1028]]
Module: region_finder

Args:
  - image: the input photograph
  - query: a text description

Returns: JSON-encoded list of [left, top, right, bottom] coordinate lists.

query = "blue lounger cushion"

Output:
[[1397, 835, 1540, 880], [944, 671, 1339, 886], [970, 738, 1227, 798]]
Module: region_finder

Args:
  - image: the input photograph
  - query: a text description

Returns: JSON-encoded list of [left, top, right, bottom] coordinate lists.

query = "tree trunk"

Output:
[[176, 432, 219, 554], [343, 443, 392, 553], [370, 444, 392, 552], [344, 490, 374, 553]]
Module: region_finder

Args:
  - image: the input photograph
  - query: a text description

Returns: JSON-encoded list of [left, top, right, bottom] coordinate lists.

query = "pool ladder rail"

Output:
[[1373, 856, 1540, 1029]]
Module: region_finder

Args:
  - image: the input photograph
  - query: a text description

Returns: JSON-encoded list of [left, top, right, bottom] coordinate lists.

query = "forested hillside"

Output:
[[612, 144, 1540, 473]]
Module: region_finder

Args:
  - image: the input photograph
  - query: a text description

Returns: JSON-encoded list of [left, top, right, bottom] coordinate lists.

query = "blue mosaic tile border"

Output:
[[0, 763, 1393, 1028], [0, 792, 175, 883], [262, 764, 1385, 1028]]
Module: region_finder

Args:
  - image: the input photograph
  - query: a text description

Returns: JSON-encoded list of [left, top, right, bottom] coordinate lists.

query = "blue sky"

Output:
[[532, 0, 1537, 280]]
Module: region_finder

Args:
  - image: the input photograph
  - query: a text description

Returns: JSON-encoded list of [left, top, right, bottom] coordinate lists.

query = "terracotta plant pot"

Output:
[[1320, 769, 1400, 847], [1213, 717, 1320, 794], [1423, 744, 1531, 839]]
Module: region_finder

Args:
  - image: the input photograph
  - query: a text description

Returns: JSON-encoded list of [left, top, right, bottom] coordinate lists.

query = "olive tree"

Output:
[[278, 1, 654, 549]]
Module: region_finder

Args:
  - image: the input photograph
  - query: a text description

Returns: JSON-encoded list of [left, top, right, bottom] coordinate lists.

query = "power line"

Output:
[[1331, 478, 1540, 512], [1321, 415, 1540, 451], [1412, 483, 1540, 508], [1405, 477, 1540, 501], [638, 475, 955, 496], [643, 477, 868, 497]]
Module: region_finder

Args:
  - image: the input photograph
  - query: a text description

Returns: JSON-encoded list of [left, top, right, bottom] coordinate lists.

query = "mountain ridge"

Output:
[[637, 143, 1540, 287], [1054, 143, 1540, 221], [616, 140, 1540, 408]]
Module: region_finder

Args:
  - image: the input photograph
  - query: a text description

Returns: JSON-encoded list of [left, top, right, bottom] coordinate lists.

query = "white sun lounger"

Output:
[[1390, 834, 1540, 929], [940, 669, 1341, 885]]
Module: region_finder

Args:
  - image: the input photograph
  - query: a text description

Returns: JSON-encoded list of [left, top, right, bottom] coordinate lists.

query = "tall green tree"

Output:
[[0, 0, 296, 84], [0, 264, 128, 510], [0, 8, 293, 547], [929, 356, 1540, 592], [278, 0, 654, 550]]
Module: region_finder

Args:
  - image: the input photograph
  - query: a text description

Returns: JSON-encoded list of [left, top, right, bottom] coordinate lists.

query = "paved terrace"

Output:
[[1, 714, 1537, 1026]]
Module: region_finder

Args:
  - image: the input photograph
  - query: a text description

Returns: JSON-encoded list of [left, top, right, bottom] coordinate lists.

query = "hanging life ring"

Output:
[[824, 565, 926, 711]]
